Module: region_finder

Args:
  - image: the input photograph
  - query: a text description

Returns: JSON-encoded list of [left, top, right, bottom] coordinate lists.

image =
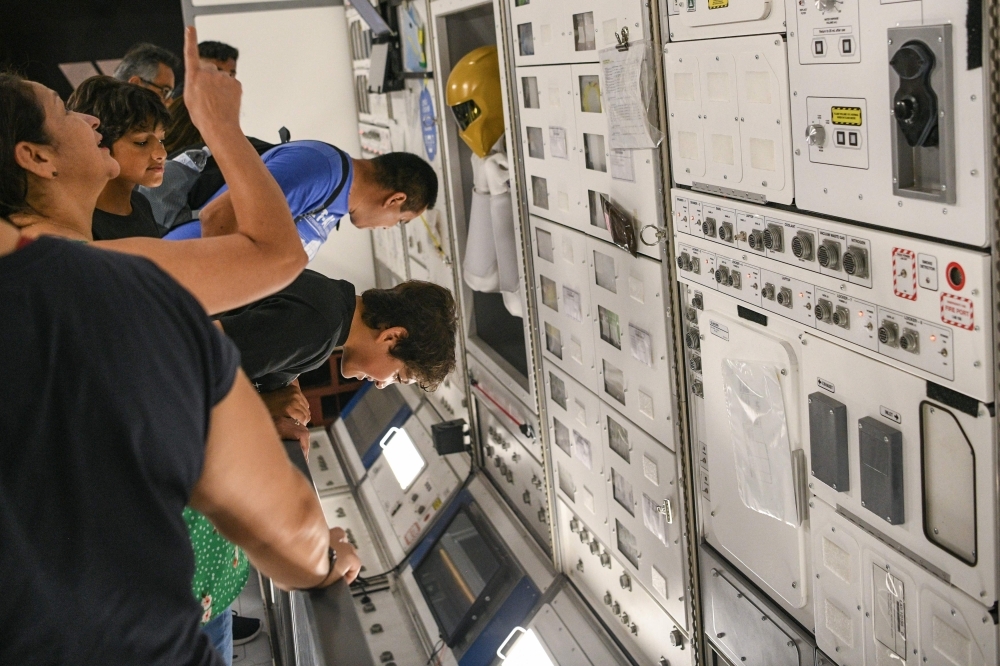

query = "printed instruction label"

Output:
[[880, 406, 902, 424], [831, 106, 863, 126], [941, 292, 975, 331], [709, 320, 729, 341], [817, 377, 836, 393], [708, 0, 729, 8]]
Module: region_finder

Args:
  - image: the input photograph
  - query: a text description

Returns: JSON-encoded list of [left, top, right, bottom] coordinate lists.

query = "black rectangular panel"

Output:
[[859, 417, 905, 525], [808, 392, 849, 492]]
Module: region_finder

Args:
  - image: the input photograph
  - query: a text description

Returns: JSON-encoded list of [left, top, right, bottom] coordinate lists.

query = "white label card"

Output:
[[610, 149, 636, 182], [549, 127, 568, 159], [563, 287, 583, 322], [629, 324, 654, 367]]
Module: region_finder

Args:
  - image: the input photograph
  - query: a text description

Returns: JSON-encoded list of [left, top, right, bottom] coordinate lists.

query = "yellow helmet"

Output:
[[446, 46, 504, 158]]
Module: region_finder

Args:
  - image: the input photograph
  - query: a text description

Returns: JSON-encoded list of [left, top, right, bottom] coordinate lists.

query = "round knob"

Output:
[[894, 96, 918, 122], [806, 123, 826, 147]]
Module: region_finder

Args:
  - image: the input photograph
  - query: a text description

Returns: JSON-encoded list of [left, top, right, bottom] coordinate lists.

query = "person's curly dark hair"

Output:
[[67, 76, 170, 150], [360, 281, 458, 391]]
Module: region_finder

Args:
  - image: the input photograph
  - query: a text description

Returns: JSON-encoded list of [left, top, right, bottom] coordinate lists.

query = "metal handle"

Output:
[[496, 626, 527, 659], [640, 224, 669, 247]]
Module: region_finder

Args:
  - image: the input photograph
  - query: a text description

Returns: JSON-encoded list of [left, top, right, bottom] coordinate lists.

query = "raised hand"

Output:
[[182, 25, 242, 137]]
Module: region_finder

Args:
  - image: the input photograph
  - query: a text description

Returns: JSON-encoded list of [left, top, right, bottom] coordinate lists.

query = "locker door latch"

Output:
[[640, 224, 669, 246]]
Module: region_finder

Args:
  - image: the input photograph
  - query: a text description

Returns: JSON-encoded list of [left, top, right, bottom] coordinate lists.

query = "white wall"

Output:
[[196, 6, 376, 291]]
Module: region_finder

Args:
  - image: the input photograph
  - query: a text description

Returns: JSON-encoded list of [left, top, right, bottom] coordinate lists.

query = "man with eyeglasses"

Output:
[[113, 42, 180, 103]]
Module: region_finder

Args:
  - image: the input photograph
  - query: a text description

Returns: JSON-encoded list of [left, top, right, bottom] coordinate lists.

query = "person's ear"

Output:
[[127, 75, 143, 86], [376, 326, 408, 348], [13, 141, 57, 180], [384, 192, 407, 209]]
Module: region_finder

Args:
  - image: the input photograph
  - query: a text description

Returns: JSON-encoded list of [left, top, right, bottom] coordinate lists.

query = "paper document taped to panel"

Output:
[[721, 359, 798, 526], [599, 41, 662, 150]]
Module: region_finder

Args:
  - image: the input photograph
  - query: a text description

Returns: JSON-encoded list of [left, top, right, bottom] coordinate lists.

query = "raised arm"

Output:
[[190, 370, 361, 590], [96, 26, 306, 314]]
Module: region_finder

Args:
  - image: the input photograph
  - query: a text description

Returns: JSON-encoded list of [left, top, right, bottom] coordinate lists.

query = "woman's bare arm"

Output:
[[96, 27, 305, 314], [190, 371, 361, 589]]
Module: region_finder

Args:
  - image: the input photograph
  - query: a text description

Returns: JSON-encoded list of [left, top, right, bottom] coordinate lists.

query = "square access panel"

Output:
[[587, 237, 674, 445], [664, 34, 794, 204], [509, 0, 646, 67], [544, 360, 610, 546], [530, 216, 598, 389], [571, 62, 662, 261], [600, 401, 687, 627], [517, 65, 580, 229], [664, 0, 786, 42]]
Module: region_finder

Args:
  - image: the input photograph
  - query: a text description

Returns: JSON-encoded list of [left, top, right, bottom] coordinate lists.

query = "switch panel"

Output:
[[788, 2, 988, 246], [793, 0, 861, 65], [557, 499, 693, 664], [664, 35, 794, 205], [858, 416, 904, 526], [479, 405, 552, 551], [665, 0, 786, 42], [808, 392, 849, 493]]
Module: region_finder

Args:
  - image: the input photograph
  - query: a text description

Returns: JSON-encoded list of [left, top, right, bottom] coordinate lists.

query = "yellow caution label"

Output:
[[708, 0, 729, 8], [831, 106, 863, 126]]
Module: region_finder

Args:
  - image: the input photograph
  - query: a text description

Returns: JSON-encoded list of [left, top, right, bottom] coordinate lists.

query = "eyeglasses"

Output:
[[138, 78, 173, 99]]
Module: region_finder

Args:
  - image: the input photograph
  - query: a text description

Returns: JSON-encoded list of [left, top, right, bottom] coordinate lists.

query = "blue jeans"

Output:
[[203, 605, 233, 666]]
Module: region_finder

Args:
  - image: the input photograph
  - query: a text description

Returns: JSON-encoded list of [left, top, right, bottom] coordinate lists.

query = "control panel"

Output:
[[558, 499, 693, 666], [664, 0, 787, 43], [357, 407, 463, 562], [787, 0, 988, 246], [673, 190, 992, 402], [478, 405, 552, 551]]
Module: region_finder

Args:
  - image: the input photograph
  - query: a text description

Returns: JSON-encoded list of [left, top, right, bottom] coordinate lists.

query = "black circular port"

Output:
[[946, 262, 965, 290], [762, 229, 774, 249], [817, 244, 830, 267], [714, 268, 725, 284], [843, 251, 857, 275], [776, 290, 788, 306], [791, 235, 804, 258], [815, 302, 829, 322], [878, 326, 891, 345], [688, 355, 702, 373], [684, 329, 700, 350]]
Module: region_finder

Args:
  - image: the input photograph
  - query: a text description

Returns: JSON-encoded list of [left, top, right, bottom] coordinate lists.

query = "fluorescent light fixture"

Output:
[[380, 427, 425, 490], [497, 627, 556, 666]]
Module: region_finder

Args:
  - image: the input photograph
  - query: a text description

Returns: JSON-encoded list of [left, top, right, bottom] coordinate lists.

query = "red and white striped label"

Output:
[[940, 293, 974, 331], [892, 248, 917, 300]]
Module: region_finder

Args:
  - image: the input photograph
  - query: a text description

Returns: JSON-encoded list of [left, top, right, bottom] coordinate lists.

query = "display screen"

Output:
[[343, 383, 409, 461], [414, 508, 504, 642], [380, 427, 425, 491]]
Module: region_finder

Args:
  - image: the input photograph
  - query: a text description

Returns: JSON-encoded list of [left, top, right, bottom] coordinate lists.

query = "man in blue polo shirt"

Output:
[[166, 140, 438, 259]]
